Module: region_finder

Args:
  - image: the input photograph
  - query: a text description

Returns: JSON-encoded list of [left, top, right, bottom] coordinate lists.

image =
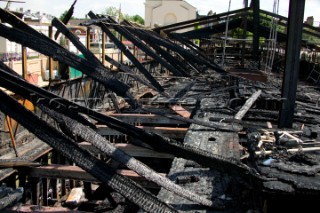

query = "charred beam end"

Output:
[[52, 17, 101, 65], [0, 23, 138, 108], [104, 54, 159, 91], [106, 16, 185, 77], [88, 11, 165, 94], [0, 90, 177, 213], [54, 0, 77, 40]]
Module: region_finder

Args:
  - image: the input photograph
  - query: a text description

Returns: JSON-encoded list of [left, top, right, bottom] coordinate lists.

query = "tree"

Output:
[[103, 6, 144, 25], [129, 15, 144, 25], [103, 6, 123, 21], [59, 10, 75, 21]]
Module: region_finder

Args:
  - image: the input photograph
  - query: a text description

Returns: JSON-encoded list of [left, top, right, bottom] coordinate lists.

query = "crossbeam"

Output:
[[23, 165, 165, 189], [96, 126, 188, 139], [79, 142, 174, 159]]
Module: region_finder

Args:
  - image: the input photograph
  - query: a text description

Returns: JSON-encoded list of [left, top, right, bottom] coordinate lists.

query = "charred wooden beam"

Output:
[[0, 90, 177, 213], [96, 126, 187, 139], [40, 106, 214, 207], [54, 0, 77, 40], [0, 159, 41, 168], [121, 20, 191, 75], [52, 17, 100, 65], [0, 68, 257, 182], [133, 28, 224, 73], [103, 54, 158, 90], [0, 10, 137, 108], [234, 90, 262, 120], [105, 16, 185, 77], [132, 33, 190, 74], [104, 113, 185, 125], [23, 165, 163, 189], [87, 11, 165, 94], [0, 187, 23, 211], [141, 108, 241, 132], [154, 8, 249, 32], [79, 142, 174, 159]]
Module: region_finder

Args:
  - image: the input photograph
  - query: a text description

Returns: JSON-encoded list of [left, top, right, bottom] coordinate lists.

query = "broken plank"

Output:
[[170, 105, 191, 118], [234, 90, 262, 120]]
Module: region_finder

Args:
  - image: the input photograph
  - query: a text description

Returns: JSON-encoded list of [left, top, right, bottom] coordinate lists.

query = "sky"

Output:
[[1, 0, 319, 26]]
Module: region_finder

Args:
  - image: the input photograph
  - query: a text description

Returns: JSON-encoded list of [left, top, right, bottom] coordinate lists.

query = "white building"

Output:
[[0, 9, 55, 61], [145, 0, 197, 29]]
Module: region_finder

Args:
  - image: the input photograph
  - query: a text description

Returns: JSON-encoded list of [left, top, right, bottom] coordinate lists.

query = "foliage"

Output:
[[59, 10, 75, 21], [104, 6, 123, 20], [128, 15, 144, 25], [103, 6, 144, 25]]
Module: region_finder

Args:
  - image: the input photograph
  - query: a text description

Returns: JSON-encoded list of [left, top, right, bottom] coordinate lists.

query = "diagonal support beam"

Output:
[[107, 17, 185, 77], [88, 11, 164, 94]]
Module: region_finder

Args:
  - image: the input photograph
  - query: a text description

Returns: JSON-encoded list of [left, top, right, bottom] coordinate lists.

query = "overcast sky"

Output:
[[1, 0, 319, 26]]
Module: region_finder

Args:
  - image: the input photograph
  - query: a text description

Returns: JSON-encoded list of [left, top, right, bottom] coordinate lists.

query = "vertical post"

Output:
[[120, 35, 124, 64], [278, 0, 305, 128], [48, 26, 53, 80], [133, 45, 136, 58], [83, 182, 92, 200], [22, 46, 27, 79], [102, 32, 106, 65], [31, 177, 41, 205], [252, 0, 260, 64], [86, 27, 91, 50], [221, 0, 232, 67], [241, 0, 249, 67], [42, 155, 49, 206], [50, 151, 58, 200]]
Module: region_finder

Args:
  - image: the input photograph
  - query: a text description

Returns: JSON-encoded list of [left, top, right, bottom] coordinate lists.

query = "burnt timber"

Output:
[[0, 1, 320, 212]]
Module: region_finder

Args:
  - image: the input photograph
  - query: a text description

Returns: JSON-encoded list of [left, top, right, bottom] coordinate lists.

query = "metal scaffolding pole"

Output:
[[252, 0, 260, 64], [278, 0, 305, 128]]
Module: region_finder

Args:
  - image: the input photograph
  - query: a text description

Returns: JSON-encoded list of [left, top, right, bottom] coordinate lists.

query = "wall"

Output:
[[145, 0, 197, 30]]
